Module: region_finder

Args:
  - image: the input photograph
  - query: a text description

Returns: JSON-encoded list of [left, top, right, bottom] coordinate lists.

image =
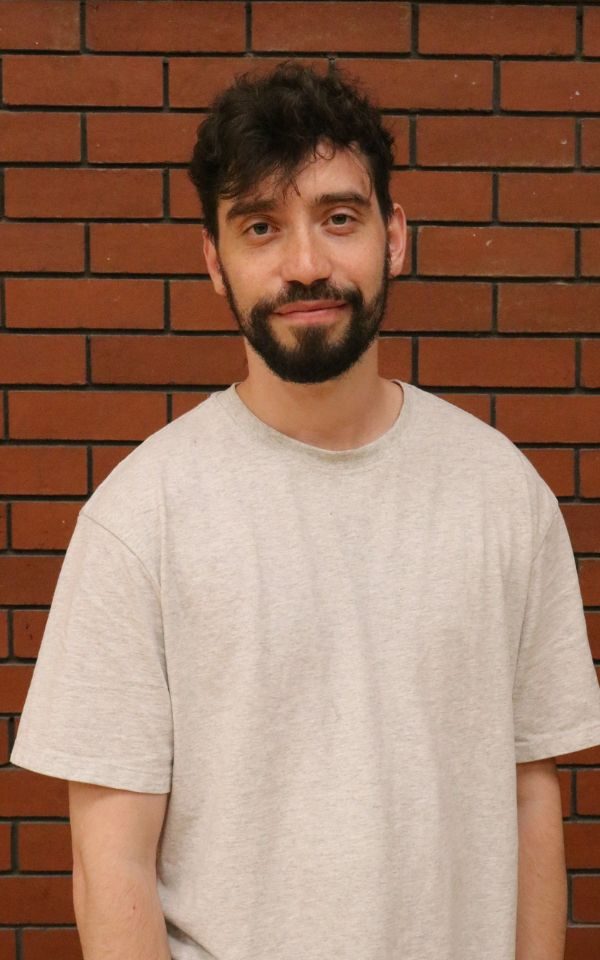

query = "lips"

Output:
[[275, 300, 347, 316]]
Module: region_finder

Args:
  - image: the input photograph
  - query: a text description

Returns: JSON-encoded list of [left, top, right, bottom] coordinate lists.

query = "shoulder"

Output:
[[405, 383, 559, 545], [78, 391, 224, 550]]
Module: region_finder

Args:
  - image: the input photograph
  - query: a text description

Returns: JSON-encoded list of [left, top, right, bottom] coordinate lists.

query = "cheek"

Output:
[[232, 256, 284, 306], [334, 227, 386, 280], [343, 253, 385, 298]]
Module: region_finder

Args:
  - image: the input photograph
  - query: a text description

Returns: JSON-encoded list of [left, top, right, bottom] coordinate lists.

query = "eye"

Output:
[[246, 221, 273, 237], [328, 213, 355, 227]]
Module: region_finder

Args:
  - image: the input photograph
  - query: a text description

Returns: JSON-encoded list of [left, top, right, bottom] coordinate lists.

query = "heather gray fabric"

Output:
[[11, 379, 600, 960]]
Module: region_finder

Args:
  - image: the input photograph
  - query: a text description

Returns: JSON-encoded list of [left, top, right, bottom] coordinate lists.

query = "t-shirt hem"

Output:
[[10, 744, 171, 794], [515, 721, 600, 763]]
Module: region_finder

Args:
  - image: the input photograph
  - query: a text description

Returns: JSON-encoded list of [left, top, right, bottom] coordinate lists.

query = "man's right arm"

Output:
[[69, 781, 171, 960]]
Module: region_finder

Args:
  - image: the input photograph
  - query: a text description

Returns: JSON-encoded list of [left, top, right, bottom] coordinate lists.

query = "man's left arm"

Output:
[[515, 757, 567, 960]]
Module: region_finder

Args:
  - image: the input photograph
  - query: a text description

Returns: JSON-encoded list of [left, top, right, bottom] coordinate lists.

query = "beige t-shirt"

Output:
[[11, 379, 600, 960]]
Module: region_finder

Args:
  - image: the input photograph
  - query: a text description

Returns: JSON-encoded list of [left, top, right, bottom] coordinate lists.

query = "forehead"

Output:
[[220, 146, 374, 219]]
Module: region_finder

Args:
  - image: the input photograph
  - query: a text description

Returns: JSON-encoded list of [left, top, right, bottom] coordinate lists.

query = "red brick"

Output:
[[253, 2, 410, 53], [334, 59, 493, 110], [11, 501, 80, 551], [0, 610, 8, 659], [581, 449, 600, 498], [19, 823, 72, 872], [561, 743, 600, 766], [418, 226, 574, 278], [0, 0, 78, 50], [90, 224, 205, 275], [5, 279, 164, 330], [87, 1, 244, 52], [0, 334, 85, 384], [577, 770, 600, 815], [391, 170, 492, 222], [499, 173, 600, 223], [0, 823, 10, 871], [417, 116, 574, 169], [579, 559, 600, 606], [520, 448, 574, 498], [91, 334, 249, 386], [1, 769, 68, 817], [498, 283, 600, 333], [565, 821, 600, 870], [582, 120, 600, 167], [383, 281, 491, 332], [9, 390, 166, 441], [169, 56, 327, 108], [0, 721, 8, 765], [419, 337, 574, 388], [383, 116, 408, 168], [565, 926, 600, 960], [87, 112, 202, 164], [5, 168, 163, 219], [571, 868, 600, 923], [582, 341, 600, 388], [170, 280, 236, 331], [0, 503, 6, 550], [582, 229, 600, 276], [0, 111, 80, 162], [0, 928, 15, 960], [22, 928, 82, 960], [0, 224, 83, 273], [13, 610, 48, 659], [3, 55, 163, 107], [420, 3, 574, 56], [502, 62, 600, 113], [0, 876, 74, 925], [0, 666, 33, 714], [496, 395, 600, 443], [169, 168, 202, 219], [0, 557, 61, 606], [584, 7, 600, 57], [92, 445, 137, 489], [170, 56, 251, 108], [587, 610, 600, 659], [0, 446, 87, 496], [561, 504, 600, 554], [171, 392, 210, 420], [436, 393, 491, 425], [377, 337, 413, 383]]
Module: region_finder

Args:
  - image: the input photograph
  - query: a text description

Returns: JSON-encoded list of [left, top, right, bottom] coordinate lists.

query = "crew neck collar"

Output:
[[214, 379, 413, 472]]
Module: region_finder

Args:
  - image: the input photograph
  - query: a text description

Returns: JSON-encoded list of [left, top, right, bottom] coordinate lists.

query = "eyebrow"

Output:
[[314, 191, 371, 208], [225, 190, 372, 223]]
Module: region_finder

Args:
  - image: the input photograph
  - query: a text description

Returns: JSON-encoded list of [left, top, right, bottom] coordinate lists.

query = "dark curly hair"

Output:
[[187, 61, 395, 242]]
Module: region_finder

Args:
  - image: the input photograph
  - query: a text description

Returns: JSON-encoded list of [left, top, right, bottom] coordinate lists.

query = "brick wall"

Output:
[[1, 2, 599, 958]]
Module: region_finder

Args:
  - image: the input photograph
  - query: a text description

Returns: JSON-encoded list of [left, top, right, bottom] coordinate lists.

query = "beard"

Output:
[[218, 247, 391, 385]]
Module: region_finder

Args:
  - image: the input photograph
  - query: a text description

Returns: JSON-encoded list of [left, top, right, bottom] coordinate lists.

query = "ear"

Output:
[[202, 227, 226, 297], [386, 202, 407, 278]]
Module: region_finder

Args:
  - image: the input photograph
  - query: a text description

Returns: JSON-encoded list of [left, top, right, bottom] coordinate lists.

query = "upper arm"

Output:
[[516, 757, 558, 805], [69, 780, 169, 879]]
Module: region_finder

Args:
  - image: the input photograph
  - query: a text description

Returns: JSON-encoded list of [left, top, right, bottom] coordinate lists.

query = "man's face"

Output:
[[203, 145, 405, 384]]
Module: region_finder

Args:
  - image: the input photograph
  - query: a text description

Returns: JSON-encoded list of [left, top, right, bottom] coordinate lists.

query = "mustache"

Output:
[[251, 280, 364, 320]]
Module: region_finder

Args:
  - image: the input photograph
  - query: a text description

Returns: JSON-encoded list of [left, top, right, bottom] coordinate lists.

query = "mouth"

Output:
[[274, 300, 347, 325]]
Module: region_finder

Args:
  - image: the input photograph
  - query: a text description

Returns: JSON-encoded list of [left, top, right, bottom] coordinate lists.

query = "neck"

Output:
[[235, 349, 404, 451]]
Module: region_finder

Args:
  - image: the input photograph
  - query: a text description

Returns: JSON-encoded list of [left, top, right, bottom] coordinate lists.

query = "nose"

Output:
[[279, 226, 332, 286]]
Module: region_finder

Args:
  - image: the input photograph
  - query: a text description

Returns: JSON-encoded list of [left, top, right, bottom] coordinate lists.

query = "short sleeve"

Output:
[[10, 511, 173, 793], [513, 506, 600, 763]]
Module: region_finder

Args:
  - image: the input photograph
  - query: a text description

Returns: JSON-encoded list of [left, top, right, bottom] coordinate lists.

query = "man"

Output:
[[11, 62, 600, 960]]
